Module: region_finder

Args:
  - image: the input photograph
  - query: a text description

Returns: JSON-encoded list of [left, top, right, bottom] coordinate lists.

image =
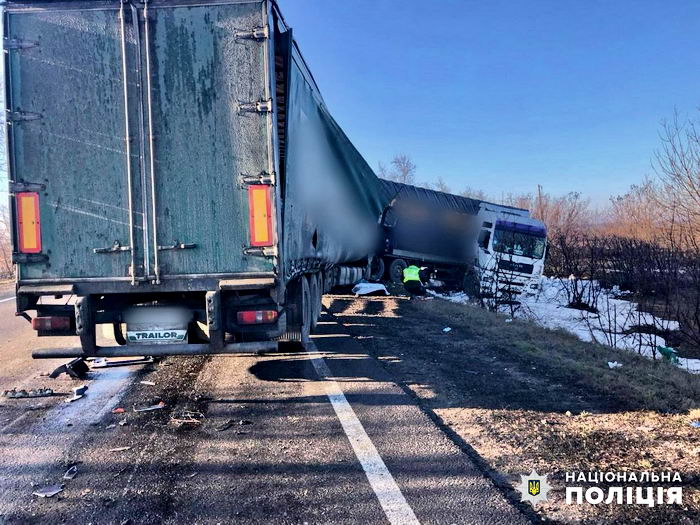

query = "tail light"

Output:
[[237, 310, 278, 325], [248, 185, 273, 247], [32, 316, 71, 331], [16, 192, 42, 253]]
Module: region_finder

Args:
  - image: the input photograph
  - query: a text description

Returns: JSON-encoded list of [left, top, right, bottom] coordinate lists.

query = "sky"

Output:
[[279, 0, 700, 204]]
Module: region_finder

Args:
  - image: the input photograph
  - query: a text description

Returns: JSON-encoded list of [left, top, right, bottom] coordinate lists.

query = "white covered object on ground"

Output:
[[352, 282, 389, 296]]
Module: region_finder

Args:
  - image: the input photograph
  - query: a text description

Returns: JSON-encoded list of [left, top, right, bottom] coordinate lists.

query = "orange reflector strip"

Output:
[[248, 185, 273, 247], [16, 192, 41, 254]]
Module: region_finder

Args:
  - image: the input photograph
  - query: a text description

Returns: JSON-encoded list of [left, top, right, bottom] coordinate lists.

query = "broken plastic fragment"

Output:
[[442, 327, 452, 333], [65, 385, 88, 403], [215, 419, 236, 432], [63, 465, 78, 480], [3, 387, 54, 399], [109, 446, 131, 452], [607, 361, 623, 369], [133, 401, 166, 412], [33, 484, 64, 498], [170, 410, 204, 428]]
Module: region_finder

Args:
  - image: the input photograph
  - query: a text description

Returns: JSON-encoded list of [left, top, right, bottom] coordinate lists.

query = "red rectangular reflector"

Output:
[[248, 185, 273, 247], [16, 192, 41, 254], [237, 310, 278, 325], [32, 316, 71, 331]]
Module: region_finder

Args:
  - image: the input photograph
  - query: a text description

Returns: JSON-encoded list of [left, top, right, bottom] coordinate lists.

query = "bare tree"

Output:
[[460, 187, 489, 200], [432, 176, 451, 193], [654, 111, 700, 235], [0, 205, 12, 278], [379, 154, 417, 185]]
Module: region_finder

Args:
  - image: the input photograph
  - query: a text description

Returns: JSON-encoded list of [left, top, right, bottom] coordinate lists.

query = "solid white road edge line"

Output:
[[308, 342, 420, 525], [0, 296, 14, 303]]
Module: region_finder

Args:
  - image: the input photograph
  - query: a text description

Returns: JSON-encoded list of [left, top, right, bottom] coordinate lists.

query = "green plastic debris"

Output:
[[657, 346, 680, 364]]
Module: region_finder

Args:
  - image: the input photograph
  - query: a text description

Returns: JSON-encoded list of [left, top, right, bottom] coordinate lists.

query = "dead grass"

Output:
[[422, 298, 700, 413], [327, 294, 700, 524]]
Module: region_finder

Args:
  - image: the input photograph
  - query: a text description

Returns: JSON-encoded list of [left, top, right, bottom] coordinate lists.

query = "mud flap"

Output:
[[206, 290, 224, 350]]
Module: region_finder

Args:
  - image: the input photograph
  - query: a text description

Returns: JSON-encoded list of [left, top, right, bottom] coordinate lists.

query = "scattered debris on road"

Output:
[[139, 380, 156, 386], [112, 407, 126, 414], [109, 446, 131, 452], [691, 421, 700, 429], [3, 387, 54, 399], [239, 419, 253, 426], [91, 357, 154, 369], [32, 484, 64, 498], [49, 358, 89, 380], [118, 418, 128, 427], [215, 419, 236, 432], [442, 327, 452, 333], [170, 410, 204, 428], [63, 465, 78, 480], [65, 385, 88, 403], [133, 400, 166, 412], [607, 361, 623, 369]]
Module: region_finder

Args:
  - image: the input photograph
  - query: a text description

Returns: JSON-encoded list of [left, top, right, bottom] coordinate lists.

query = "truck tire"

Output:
[[283, 276, 311, 347], [388, 258, 407, 284], [462, 268, 480, 298], [75, 296, 96, 355], [113, 323, 127, 346], [309, 273, 322, 330], [369, 257, 385, 281]]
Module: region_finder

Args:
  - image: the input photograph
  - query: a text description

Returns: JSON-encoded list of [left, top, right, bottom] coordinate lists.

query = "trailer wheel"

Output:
[[283, 276, 311, 347], [388, 258, 407, 284], [369, 257, 385, 281], [309, 273, 322, 330], [75, 297, 96, 355], [113, 323, 127, 346], [462, 268, 480, 298]]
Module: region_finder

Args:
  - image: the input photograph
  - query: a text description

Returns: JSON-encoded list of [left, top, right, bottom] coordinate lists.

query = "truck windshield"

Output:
[[492, 227, 546, 259]]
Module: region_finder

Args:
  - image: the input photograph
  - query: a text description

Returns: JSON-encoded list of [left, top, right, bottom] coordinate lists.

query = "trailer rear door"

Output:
[[141, 1, 275, 279], [6, 0, 276, 283], [6, 4, 143, 281]]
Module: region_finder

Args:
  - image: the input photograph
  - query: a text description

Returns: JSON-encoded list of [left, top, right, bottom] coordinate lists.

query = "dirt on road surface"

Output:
[[1, 290, 698, 524], [325, 294, 700, 524], [0, 294, 528, 524]]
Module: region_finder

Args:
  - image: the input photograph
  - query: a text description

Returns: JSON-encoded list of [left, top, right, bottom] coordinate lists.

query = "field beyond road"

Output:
[[325, 294, 700, 524]]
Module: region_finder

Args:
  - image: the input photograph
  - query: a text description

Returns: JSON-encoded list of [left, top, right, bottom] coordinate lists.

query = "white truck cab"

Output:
[[474, 203, 547, 302]]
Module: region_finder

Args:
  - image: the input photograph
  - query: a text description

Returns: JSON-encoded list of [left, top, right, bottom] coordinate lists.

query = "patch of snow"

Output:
[[437, 277, 700, 374]]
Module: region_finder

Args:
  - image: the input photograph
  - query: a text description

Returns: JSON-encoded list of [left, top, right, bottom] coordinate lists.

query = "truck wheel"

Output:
[[388, 258, 407, 284], [75, 297, 96, 355], [284, 276, 311, 347], [369, 257, 385, 281], [309, 273, 322, 330], [113, 323, 127, 346], [463, 268, 480, 298]]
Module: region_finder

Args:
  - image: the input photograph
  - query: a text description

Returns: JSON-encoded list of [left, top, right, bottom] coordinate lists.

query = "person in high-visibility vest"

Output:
[[403, 264, 425, 297]]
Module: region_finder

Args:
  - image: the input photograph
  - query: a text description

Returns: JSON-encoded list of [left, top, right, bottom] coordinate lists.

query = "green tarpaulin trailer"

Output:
[[5, 0, 388, 357]]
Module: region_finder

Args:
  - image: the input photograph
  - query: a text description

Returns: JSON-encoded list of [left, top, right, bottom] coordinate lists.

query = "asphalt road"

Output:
[[0, 292, 530, 524]]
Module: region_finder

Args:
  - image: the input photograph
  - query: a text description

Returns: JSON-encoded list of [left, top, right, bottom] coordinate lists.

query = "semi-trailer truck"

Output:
[[375, 180, 547, 301], [5, 0, 388, 358]]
